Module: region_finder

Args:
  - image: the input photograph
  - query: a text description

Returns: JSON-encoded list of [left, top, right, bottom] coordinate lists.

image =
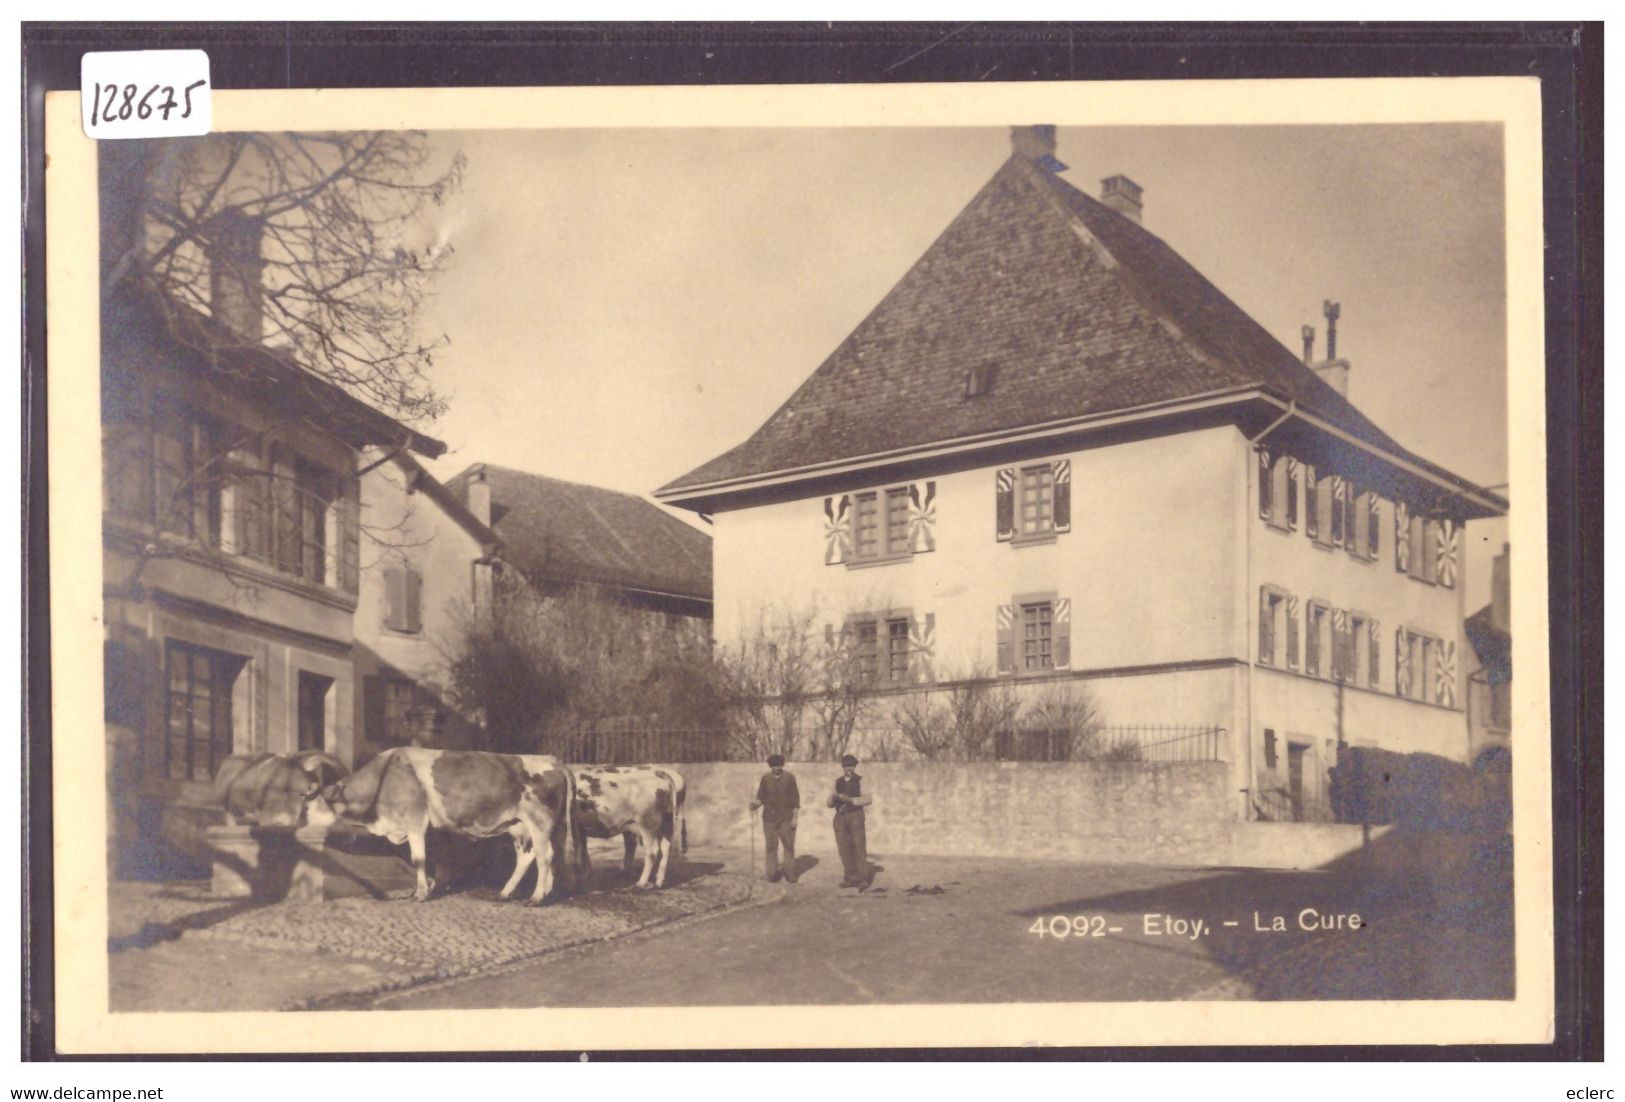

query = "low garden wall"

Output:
[[678, 760, 1235, 866]]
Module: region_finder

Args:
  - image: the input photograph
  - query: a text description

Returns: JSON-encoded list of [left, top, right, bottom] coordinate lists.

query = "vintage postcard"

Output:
[[45, 76, 1553, 1053]]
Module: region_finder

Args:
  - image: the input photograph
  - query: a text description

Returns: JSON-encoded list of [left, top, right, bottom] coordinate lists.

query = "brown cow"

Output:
[[214, 751, 349, 827], [315, 748, 576, 904]]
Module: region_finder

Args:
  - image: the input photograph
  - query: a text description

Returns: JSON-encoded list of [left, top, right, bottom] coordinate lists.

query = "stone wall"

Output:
[[678, 760, 1233, 866]]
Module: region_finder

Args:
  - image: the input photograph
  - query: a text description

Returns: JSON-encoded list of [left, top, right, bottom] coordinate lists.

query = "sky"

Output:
[[411, 124, 1510, 609]]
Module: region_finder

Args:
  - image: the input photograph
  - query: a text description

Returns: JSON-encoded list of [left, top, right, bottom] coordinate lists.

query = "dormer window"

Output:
[[964, 364, 997, 398]]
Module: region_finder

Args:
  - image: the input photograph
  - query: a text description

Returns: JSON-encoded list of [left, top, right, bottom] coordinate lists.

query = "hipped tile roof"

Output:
[[445, 464, 712, 603], [662, 155, 1424, 494]]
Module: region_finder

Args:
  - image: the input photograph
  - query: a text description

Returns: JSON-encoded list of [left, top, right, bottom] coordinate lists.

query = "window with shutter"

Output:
[[1052, 460, 1071, 534], [1020, 601, 1053, 671]]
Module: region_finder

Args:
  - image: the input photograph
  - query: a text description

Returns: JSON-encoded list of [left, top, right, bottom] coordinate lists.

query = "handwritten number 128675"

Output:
[[89, 80, 208, 127]]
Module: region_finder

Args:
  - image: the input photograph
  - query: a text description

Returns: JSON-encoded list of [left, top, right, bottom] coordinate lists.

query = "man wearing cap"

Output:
[[749, 754, 800, 883], [827, 754, 874, 889]]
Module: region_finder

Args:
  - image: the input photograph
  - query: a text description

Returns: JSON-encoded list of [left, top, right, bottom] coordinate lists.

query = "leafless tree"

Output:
[[1020, 682, 1110, 761], [104, 132, 465, 422], [888, 665, 1022, 762], [805, 626, 876, 762], [717, 605, 822, 761]]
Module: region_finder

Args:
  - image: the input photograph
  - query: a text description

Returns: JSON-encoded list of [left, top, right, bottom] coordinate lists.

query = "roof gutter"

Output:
[[1260, 394, 1508, 516], [656, 384, 1265, 505]]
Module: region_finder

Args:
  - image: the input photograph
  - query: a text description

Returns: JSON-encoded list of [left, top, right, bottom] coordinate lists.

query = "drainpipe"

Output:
[[1239, 402, 1296, 821]]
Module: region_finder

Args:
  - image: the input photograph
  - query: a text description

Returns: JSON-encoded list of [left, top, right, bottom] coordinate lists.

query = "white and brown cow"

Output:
[[315, 747, 576, 904], [214, 751, 349, 827], [572, 765, 686, 889]]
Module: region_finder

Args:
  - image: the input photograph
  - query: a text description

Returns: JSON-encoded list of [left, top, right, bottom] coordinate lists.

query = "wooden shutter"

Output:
[[1053, 598, 1071, 670], [1052, 460, 1071, 534], [1259, 589, 1275, 664], [1395, 627, 1411, 696], [271, 446, 300, 573], [1435, 641, 1458, 706], [1286, 596, 1300, 669], [1285, 458, 1299, 529], [908, 481, 938, 553], [995, 469, 1015, 541], [910, 612, 936, 683], [823, 495, 852, 565], [1436, 520, 1458, 588], [995, 604, 1015, 674], [1257, 449, 1272, 520], [1368, 619, 1381, 687], [384, 566, 405, 631], [403, 566, 423, 633], [1305, 607, 1321, 675], [1367, 494, 1381, 557], [336, 474, 360, 593], [1395, 501, 1410, 573], [1329, 477, 1346, 547], [1304, 466, 1318, 539]]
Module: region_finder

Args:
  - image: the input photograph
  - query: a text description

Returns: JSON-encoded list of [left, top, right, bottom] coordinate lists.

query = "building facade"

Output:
[[658, 127, 1504, 820], [352, 451, 499, 762]]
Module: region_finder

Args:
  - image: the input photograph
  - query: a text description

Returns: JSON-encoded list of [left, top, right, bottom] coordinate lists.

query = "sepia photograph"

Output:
[[42, 74, 1555, 1053]]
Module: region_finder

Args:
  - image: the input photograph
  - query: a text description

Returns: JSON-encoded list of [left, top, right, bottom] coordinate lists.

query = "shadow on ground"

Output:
[[1015, 827, 1513, 1000]]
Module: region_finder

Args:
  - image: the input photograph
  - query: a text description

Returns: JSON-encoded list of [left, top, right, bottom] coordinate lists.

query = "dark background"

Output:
[[20, 21, 1603, 1061]]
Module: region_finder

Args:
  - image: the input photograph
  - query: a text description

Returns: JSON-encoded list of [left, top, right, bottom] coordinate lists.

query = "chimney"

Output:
[[466, 465, 492, 527], [206, 208, 265, 343], [1010, 125, 1069, 173], [1491, 543, 1510, 634], [1099, 175, 1143, 224], [1301, 325, 1316, 365], [1310, 300, 1350, 397]]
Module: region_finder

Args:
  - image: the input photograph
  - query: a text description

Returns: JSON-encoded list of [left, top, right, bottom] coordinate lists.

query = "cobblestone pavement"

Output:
[[108, 848, 779, 1012]]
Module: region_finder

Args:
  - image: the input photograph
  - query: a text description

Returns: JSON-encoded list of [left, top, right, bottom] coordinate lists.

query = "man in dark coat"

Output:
[[749, 754, 800, 883], [827, 754, 874, 888]]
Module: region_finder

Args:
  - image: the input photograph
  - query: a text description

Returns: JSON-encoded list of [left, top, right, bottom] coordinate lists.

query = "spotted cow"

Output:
[[315, 747, 577, 904], [572, 765, 686, 889], [214, 751, 349, 827]]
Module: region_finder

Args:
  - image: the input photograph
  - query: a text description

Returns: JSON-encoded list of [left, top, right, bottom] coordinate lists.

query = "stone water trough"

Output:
[[206, 824, 418, 902]]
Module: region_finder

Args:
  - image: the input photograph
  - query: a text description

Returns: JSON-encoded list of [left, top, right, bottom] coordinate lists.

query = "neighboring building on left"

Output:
[[99, 149, 447, 878]]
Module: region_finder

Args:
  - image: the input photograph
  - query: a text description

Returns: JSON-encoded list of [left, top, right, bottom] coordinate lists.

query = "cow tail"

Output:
[[563, 765, 578, 891], [677, 780, 688, 856]]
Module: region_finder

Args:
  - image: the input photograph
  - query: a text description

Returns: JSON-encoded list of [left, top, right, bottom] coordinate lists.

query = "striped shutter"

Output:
[[995, 604, 1015, 674], [1052, 460, 1071, 533], [1436, 520, 1458, 588], [1329, 477, 1346, 547], [1343, 483, 1360, 550], [1332, 608, 1349, 679], [823, 495, 853, 565], [1394, 502, 1410, 573], [910, 613, 936, 683], [1395, 627, 1411, 696], [1435, 641, 1458, 706], [907, 481, 938, 553], [1286, 596, 1300, 668], [1258, 449, 1272, 520], [1053, 598, 1071, 670], [1367, 494, 1381, 557], [1304, 466, 1319, 540], [995, 469, 1015, 542], [1286, 458, 1299, 529], [1368, 619, 1381, 687]]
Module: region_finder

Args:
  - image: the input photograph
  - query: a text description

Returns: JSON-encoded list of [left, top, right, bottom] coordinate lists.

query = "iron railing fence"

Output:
[[548, 722, 1226, 765]]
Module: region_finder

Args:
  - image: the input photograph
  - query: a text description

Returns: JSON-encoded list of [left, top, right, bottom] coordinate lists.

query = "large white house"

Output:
[[656, 126, 1506, 821]]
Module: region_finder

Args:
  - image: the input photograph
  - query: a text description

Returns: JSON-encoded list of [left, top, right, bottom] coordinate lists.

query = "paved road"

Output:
[[378, 840, 1513, 1009]]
